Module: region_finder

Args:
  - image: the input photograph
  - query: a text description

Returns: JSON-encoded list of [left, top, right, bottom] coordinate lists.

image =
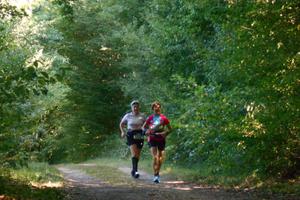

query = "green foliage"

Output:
[[0, 0, 299, 192], [203, 1, 300, 178], [0, 1, 27, 19], [44, 0, 127, 161], [0, 163, 64, 199], [0, 0, 65, 168], [115, 0, 300, 180]]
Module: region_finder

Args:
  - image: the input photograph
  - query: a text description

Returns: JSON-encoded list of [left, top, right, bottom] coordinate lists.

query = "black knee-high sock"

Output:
[[132, 157, 138, 172]]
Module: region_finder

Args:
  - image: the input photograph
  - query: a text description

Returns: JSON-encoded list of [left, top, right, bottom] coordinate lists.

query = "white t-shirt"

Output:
[[121, 112, 146, 131]]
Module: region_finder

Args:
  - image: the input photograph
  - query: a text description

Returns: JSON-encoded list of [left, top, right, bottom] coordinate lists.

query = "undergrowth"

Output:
[[0, 162, 65, 200]]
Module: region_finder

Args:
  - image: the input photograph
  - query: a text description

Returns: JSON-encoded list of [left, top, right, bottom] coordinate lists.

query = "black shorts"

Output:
[[148, 139, 166, 151], [126, 130, 144, 149]]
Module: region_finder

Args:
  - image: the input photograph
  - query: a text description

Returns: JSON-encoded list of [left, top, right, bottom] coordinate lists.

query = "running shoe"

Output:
[[131, 170, 135, 177], [153, 175, 160, 183], [134, 171, 140, 179]]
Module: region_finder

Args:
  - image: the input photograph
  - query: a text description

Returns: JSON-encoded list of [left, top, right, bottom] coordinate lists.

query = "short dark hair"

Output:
[[151, 101, 161, 110]]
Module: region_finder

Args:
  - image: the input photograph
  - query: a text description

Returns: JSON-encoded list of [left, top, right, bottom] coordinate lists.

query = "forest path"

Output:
[[55, 163, 281, 200]]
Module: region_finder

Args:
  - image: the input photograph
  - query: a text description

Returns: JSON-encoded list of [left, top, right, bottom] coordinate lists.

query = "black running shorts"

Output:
[[126, 130, 144, 149]]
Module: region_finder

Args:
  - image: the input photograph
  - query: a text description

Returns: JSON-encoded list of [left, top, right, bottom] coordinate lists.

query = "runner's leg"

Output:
[[151, 146, 159, 175], [130, 144, 141, 159], [130, 144, 141, 177], [156, 150, 164, 174]]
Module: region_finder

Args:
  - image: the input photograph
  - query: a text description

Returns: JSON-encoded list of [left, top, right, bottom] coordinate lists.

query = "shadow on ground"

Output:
[[57, 166, 298, 200]]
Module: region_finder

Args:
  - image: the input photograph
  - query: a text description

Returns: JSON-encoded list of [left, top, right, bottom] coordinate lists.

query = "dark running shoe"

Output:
[[131, 170, 135, 177]]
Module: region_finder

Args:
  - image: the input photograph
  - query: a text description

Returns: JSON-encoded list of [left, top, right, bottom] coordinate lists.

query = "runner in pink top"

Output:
[[145, 113, 170, 142], [143, 101, 172, 183]]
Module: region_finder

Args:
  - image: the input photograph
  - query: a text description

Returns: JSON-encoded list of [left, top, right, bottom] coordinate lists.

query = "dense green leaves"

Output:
[[0, 0, 299, 184], [0, 0, 61, 167], [114, 0, 300, 179]]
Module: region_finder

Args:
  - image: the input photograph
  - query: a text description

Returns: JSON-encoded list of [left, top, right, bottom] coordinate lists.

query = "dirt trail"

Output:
[[56, 165, 294, 200]]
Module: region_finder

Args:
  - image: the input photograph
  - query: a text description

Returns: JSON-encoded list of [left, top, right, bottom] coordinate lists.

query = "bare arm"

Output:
[[142, 121, 150, 136], [157, 124, 172, 137], [119, 121, 126, 138]]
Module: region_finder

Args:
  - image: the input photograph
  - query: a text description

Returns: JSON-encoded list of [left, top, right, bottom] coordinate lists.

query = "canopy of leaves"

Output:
[[0, 0, 299, 183]]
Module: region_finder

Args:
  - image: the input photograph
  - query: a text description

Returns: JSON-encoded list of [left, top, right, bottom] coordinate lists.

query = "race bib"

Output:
[[133, 133, 144, 140]]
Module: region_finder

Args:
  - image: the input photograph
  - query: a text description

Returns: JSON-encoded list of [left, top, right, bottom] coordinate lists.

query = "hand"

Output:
[[156, 131, 167, 138], [145, 129, 151, 136], [121, 131, 126, 138]]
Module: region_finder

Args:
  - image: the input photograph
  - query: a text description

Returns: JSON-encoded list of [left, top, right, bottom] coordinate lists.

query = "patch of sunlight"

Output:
[[8, 0, 36, 15], [164, 180, 185, 184], [0, 195, 16, 200], [255, 181, 264, 188], [193, 185, 218, 189], [256, 0, 276, 4], [174, 186, 192, 191], [8, 0, 32, 7], [30, 181, 63, 188], [165, 167, 172, 173], [78, 163, 97, 167], [100, 46, 111, 51]]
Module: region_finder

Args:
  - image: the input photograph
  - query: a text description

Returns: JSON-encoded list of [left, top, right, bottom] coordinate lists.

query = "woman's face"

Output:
[[131, 103, 140, 114]]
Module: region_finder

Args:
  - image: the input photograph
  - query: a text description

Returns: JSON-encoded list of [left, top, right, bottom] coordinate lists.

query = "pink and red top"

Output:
[[145, 114, 170, 142]]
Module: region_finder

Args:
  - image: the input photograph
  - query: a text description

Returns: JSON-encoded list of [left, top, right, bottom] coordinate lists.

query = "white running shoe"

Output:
[[134, 171, 140, 178], [153, 175, 160, 183]]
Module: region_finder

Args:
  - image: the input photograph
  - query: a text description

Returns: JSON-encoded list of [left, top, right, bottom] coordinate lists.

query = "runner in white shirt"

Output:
[[120, 100, 146, 178]]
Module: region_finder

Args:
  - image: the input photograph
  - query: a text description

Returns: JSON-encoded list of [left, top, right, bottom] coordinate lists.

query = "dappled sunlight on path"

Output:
[[57, 166, 108, 187], [56, 165, 297, 200]]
